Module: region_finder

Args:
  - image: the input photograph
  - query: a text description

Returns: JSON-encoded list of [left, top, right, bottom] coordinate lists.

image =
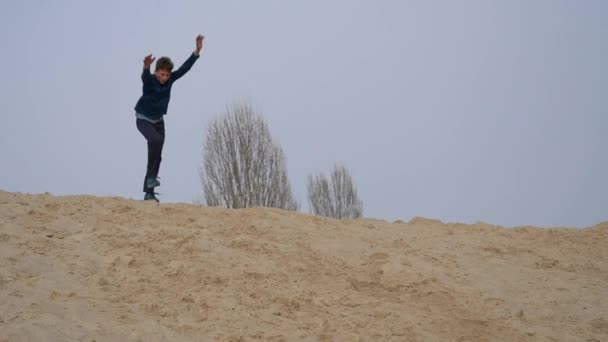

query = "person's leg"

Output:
[[150, 120, 166, 180], [136, 119, 164, 193]]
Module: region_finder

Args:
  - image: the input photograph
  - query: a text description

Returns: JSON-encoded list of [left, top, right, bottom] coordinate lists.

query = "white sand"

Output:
[[0, 190, 606, 341]]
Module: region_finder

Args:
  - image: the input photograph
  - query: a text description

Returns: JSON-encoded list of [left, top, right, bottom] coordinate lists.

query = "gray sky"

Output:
[[1, 1, 606, 227]]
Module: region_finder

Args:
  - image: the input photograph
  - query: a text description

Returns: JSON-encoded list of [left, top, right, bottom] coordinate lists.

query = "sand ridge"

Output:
[[0, 190, 606, 341]]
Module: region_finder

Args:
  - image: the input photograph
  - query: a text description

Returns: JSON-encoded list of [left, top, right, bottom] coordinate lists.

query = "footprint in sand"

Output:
[[366, 252, 390, 280]]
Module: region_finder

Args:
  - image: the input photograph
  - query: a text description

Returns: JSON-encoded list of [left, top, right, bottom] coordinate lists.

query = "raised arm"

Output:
[[142, 54, 155, 82], [171, 35, 204, 81]]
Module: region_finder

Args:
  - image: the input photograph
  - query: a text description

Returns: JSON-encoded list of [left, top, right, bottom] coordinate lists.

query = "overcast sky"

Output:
[[1, 1, 606, 227]]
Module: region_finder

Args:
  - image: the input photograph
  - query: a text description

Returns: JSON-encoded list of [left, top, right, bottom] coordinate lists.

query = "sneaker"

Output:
[[146, 177, 161, 188], [144, 192, 160, 202]]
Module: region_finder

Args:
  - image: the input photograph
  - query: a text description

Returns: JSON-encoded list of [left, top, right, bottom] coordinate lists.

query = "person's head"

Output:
[[155, 57, 173, 84]]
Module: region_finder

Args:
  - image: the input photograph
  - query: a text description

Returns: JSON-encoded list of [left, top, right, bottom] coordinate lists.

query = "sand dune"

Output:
[[0, 190, 606, 341]]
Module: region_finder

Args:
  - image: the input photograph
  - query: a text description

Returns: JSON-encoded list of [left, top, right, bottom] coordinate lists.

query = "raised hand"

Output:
[[143, 54, 156, 69], [194, 34, 204, 56]]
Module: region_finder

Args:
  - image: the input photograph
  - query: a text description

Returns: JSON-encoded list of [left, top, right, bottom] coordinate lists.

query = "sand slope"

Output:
[[0, 190, 606, 341]]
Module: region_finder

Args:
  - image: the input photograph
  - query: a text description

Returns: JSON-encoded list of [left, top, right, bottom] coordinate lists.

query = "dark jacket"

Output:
[[134, 53, 199, 119]]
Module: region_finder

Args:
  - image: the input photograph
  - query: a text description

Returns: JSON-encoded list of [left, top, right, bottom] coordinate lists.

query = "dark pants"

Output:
[[136, 118, 165, 193]]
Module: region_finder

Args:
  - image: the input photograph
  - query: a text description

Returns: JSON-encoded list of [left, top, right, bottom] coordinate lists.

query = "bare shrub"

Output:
[[307, 164, 362, 219], [200, 101, 298, 210]]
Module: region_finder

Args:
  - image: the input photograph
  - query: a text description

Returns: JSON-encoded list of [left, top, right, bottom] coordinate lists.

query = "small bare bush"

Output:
[[307, 164, 363, 219]]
